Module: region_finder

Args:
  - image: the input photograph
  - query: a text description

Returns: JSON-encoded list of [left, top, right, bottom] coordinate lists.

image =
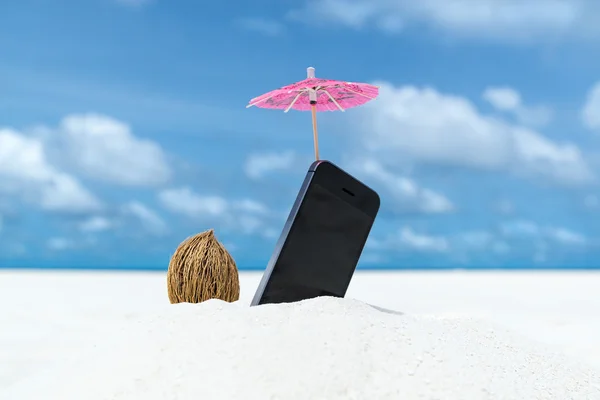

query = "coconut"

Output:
[[167, 229, 240, 304]]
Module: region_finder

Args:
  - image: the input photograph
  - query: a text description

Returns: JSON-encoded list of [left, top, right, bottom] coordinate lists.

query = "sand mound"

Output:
[[3, 297, 599, 399]]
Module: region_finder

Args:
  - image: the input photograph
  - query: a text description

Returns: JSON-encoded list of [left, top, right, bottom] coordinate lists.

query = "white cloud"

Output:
[[1, 113, 171, 216], [158, 188, 269, 219], [77, 202, 167, 236], [457, 231, 494, 248], [244, 151, 296, 179], [500, 219, 587, 245], [514, 106, 553, 127], [353, 159, 453, 213], [158, 187, 275, 237], [237, 215, 264, 235], [79, 216, 113, 233], [449, 230, 512, 255], [356, 82, 593, 186], [371, 226, 449, 252], [483, 86, 552, 127], [236, 18, 285, 36], [55, 114, 171, 187], [40, 174, 102, 213], [158, 188, 228, 217], [582, 81, 600, 130], [370, 220, 586, 261], [448, 231, 512, 260], [290, 0, 600, 43], [233, 199, 269, 214], [500, 219, 540, 237], [545, 227, 586, 245], [483, 87, 522, 111], [263, 227, 279, 239], [290, 0, 378, 29], [399, 227, 449, 252], [122, 201, 167, 235], [47, 237, 73, 251], [494, 219, 588, 263], [0, 128, 102, 213], [359, 251, 389, 265]]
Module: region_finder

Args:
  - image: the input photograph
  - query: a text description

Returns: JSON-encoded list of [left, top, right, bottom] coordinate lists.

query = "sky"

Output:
[[2, 0, 600, 269]]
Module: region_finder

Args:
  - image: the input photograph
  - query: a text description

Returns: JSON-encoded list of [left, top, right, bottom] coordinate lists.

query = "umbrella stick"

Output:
[[311, 105, 320, 160]]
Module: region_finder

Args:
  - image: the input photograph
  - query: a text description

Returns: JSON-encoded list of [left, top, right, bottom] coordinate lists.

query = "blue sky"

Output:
[[2, 0, 600, 269]]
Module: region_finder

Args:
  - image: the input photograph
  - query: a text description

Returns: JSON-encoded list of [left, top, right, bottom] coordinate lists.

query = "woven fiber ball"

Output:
[[167, 229, 240, 304]]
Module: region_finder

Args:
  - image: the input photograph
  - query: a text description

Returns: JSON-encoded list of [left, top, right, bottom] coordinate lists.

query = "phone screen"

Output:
[[260, 182, 374, 304]]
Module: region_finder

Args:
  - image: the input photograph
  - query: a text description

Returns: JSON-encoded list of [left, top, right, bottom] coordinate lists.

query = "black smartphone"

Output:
[[251, 160, 380, 306]]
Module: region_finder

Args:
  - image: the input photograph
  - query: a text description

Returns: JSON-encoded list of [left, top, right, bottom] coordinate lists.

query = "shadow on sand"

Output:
[[367, 304, 404, 316]]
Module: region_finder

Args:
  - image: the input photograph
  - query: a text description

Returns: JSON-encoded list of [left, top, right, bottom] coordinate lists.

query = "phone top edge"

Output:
[[310, 159, 377, 194], [308, 159, 333, 172], [309, 159, 381, 218]]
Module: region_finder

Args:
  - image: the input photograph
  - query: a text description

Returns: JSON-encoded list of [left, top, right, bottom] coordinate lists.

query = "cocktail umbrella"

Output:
[[246, 67, 379, 160]]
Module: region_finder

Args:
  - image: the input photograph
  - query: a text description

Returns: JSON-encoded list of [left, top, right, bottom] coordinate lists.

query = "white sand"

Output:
[[1, 270, 600, 399]]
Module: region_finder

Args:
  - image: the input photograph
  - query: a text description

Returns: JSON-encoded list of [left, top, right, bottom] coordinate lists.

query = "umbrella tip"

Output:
[[307, 66, 315, 79]]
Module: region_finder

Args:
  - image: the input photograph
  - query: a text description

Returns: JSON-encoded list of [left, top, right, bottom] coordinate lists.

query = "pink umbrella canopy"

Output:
[[246, 67, 379, 160]]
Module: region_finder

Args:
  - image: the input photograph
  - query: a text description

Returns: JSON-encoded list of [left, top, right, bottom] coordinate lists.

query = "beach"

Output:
[[1, 270, 599, 398]]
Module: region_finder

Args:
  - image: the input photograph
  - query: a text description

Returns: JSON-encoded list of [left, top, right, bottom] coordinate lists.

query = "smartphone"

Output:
[[251, 160, 380, 306]]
